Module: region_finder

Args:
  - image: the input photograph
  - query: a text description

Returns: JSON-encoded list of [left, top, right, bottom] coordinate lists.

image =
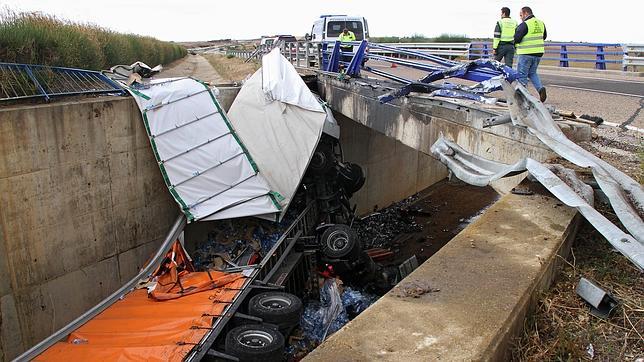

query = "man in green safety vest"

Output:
[[339, 28, 356, 63], [493, 7, 517, 67], [514, 6, 548, 102]]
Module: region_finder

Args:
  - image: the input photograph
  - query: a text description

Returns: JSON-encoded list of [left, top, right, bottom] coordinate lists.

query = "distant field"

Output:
[[0, 10, 187, 70]]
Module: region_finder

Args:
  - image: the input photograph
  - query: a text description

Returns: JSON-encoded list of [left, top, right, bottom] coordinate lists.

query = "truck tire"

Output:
[[321, 224, 361, 259], [248, 292, 303, 332], [309, 147, 335, 175], [225, 324, 285, 362], [338, 162, 365, 195]]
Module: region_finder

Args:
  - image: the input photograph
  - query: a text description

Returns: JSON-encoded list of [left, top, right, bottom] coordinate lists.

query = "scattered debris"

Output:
[[579, 114, 605, 125], [576, 277, 620, 318], [288, 278, 378, 358], [355, 195, 422, 249], [392, 281, 440, 298]]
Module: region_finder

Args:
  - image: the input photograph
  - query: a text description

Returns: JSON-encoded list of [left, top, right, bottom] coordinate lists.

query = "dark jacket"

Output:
[[514, 14, 547, 56]]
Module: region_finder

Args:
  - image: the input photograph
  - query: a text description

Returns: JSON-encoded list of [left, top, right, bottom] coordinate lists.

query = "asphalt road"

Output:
[[539, 73, 644, 97]]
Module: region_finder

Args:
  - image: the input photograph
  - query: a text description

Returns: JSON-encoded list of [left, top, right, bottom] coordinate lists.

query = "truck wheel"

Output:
[[321, 224, 361, 259], [225, 324, 285, 362], [339, 162, 365, 195], [309, 147, 334, 175], [248, 292, 303, 332]]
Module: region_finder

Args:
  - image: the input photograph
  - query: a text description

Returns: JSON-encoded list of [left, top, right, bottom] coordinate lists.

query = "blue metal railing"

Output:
[[315, 40, 516, 104], [468, 42, 623, 70], [0, 63, 125, 102]]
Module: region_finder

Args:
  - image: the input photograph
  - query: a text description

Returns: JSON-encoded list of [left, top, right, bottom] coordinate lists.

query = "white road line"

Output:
[[541, 72, 644, 84], [549, 84, 643, 98]]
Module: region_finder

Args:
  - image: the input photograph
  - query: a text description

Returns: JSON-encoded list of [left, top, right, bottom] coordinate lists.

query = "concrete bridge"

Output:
[[0, 53, 638, 360]]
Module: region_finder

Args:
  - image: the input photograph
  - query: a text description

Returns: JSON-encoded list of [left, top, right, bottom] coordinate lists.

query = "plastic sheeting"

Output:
[[36, 241, 247, 361], [228, 49, 327, 220], [128, 77, 281, 222], [431, 137, 644, 271]]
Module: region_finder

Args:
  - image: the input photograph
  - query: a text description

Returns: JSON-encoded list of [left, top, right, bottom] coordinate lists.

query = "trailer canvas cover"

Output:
[[228, 48, 327, 220], [128, 77, 282, 222]]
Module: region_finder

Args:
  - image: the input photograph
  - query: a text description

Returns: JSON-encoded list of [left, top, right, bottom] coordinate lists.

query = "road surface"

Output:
[[540, 72, 644, 97]]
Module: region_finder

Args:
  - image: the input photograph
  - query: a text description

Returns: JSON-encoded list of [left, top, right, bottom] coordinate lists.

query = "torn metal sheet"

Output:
[[430, 89, 497, 104], [502, 80, 644, 245], [378, 59, 516, 103], [576, 277, 619, 318], [430, 137, 644, 271], [128, 77, 281, 222], [103, 61, 162, 85]]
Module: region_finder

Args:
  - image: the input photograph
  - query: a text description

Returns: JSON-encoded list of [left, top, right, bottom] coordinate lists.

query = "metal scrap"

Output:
[[430, 136, 644, 271], [576, 277, 619, 318]]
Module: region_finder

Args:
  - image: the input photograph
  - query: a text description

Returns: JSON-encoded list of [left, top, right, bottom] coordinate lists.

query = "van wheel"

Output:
[[225, 324, 284, 362], [248, 292, 303, 333], [321, 224, 361, 259]]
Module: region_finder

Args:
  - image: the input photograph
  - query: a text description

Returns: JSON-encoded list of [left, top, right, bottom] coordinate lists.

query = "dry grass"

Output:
[[511, 202, 644, 361], [204, 54, 260, 83]]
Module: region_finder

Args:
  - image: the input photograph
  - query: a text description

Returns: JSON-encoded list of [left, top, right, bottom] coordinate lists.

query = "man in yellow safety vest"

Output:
[[514, 6, 548, 102], [339, 28, 356, 63], [493, 7, 517, 67]]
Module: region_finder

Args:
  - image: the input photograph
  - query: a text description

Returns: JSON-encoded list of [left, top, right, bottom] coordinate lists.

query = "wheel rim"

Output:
[[237, 330, 274, 348], [258, 295, 292, 310], [311, 151, 326, 169], [327, 230, 349, 252]]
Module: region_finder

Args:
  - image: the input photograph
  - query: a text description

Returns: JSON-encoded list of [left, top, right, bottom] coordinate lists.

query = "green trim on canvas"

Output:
[[268, 191, 284, 210], [126, 87, 151, 100], [193, 78, 260, 173]]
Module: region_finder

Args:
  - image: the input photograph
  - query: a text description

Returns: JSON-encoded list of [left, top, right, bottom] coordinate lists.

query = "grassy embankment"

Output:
[[204, 54, 260, 83], [0, 10, 186, 70]]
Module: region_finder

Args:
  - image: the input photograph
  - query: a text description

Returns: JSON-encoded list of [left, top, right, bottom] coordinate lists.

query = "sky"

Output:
[[1, 0, 642, 44]]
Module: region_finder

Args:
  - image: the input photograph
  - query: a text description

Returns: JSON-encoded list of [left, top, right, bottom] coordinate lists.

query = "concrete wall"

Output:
[[318, 75, 555, 196], [336, 113, 446, 215], [0, 97, 177, 360]]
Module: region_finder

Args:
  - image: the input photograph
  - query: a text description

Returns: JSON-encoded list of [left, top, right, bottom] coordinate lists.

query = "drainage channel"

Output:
[[176, 179, 500, 361], [357, 179, 500, 267]]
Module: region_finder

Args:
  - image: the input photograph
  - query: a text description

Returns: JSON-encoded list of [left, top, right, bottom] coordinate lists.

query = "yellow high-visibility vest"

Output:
[[339, 31, 355, 42], [493, 17, 517, 48], [516, 17, 545, 55]]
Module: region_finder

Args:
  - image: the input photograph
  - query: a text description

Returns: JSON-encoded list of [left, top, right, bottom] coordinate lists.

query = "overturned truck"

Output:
[[19, 51, 402, 362]]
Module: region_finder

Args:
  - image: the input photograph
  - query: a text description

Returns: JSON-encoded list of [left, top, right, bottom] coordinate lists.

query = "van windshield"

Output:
[[326, 20, 364, 40]]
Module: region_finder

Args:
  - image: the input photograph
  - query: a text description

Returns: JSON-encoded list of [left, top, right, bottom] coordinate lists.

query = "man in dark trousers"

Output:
[[514, 6, 548, 102], [493, 7, 517, 67]]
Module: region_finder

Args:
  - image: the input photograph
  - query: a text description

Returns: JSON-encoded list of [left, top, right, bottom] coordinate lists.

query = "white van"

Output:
[[306, 15, 369, 43]]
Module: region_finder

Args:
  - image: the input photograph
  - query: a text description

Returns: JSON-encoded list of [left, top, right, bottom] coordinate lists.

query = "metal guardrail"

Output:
[[469, 41, 625, 70], [623, 44, 644, 71], [231, 40, 640, 72], [0, 63, 124, 102], [265, 39, 515, 104], [368, 42, 469, 58]]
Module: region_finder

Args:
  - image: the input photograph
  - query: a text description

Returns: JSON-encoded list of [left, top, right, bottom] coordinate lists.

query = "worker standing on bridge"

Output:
[[493, 7, 517, 67], [339, 27, 356, 63], [515, 6, 548, 102]]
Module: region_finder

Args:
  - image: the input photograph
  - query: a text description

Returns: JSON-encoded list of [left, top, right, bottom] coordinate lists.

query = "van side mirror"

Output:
[[305, 33, 311, 41]]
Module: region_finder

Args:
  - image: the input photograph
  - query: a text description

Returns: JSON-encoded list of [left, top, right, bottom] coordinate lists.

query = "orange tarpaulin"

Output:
[[36, 241, 247, 361]]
